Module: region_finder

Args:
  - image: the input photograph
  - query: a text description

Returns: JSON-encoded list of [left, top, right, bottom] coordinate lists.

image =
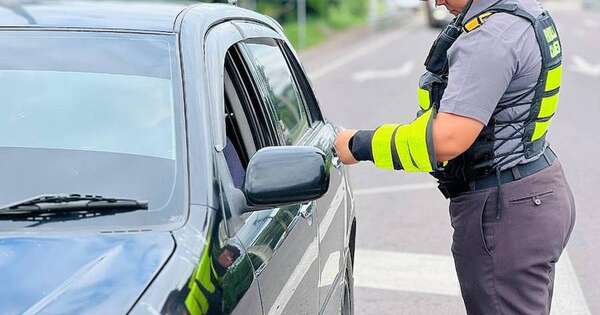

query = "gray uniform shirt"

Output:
[[439, 0, 546, 170]]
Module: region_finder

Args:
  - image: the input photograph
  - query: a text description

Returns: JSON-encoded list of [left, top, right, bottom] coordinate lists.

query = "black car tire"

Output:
[[341, 255, 354, 315]]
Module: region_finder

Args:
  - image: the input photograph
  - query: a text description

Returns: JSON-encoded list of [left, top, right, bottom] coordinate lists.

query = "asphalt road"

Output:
[[301, 2, 600, 314]]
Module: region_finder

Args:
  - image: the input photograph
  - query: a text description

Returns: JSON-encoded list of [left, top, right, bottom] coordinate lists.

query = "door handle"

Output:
[[332, 156, 342, 169], [299, 202, 314, 225]]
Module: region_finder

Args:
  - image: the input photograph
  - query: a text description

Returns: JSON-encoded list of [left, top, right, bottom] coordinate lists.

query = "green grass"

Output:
[[283, 18, 328, 50], [282, 10, 367, 50]]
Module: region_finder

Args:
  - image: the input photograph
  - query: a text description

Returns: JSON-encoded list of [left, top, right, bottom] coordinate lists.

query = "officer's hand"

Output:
[[335, 129, 359, 165]]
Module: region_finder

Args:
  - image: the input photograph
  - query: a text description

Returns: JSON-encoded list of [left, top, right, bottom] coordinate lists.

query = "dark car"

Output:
[[0, 1, 356, 314]]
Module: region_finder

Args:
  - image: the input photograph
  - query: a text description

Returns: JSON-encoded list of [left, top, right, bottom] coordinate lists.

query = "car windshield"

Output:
[[0, 31, 186, 231]]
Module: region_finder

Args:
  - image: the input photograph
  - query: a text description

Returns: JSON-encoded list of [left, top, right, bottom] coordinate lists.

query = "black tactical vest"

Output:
[[419, 1, 563, 183]]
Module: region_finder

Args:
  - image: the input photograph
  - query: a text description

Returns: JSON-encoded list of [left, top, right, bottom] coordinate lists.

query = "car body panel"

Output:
[[130, 205, 263, 315], [305, 124, 348, 315], [0, 0, 189, 31], [0, 232, 174, 315]]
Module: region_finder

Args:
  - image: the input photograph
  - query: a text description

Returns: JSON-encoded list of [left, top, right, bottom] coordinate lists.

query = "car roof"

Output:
[[0, 0, 264, 33]]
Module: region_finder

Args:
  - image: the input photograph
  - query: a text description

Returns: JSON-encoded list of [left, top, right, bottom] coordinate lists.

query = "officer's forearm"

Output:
[[349, 130, 375, 162], [350, 128, 454, 164], [348, 109, 438, 172]]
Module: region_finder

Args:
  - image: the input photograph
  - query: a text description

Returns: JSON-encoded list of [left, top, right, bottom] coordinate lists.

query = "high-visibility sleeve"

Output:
[[348, 109, 438, 173]]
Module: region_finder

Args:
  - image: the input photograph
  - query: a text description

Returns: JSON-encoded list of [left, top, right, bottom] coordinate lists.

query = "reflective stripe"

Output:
[[550, 40, 562, 58], [545, 64, 563, 92], [544, 25, 558, 42], [371, 112, 435, 173], [539, 93, 559, 118], [418, 88, 431, 111], [394, 125, 419, 172], [408, 110, 434, 172], [187, 285, 209, 314], [532, 119, 553, 141], [372, 124, 400, 170]]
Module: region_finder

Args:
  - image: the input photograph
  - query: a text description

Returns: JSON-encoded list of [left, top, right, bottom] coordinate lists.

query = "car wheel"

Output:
[[341, 256, 354, 315]]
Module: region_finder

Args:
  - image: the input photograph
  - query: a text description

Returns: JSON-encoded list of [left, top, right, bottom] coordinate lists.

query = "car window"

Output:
[[279, 42, 324, 123], [241, 38, 310, 145], [0, 31, 186, 231], [221, 46, 304, 253]]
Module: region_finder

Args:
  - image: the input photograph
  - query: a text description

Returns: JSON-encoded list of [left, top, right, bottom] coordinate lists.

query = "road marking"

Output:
[[583, 19, 599, 29], [353, 183, 438, 196], [354, 249, 591, 315], [309, 21, 417, 81], [571, 55, 600, 77], [354, 249, 460, 296], [552, 252, 592, 315], [352, 61, 415, 82]]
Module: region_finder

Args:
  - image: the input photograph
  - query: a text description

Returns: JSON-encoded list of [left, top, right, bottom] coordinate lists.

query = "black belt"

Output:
[[438, 148, 557, 199], [471, 148, 556, 190]]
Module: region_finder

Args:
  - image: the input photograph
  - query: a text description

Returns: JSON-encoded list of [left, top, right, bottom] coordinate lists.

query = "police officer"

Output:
[[334, 0, 576, 313]]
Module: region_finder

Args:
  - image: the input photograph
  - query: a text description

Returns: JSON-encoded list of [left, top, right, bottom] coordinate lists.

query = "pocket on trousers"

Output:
[[509, 190, 555, 207], [449, 190, 493, 256], [480, 197, 496, 256]]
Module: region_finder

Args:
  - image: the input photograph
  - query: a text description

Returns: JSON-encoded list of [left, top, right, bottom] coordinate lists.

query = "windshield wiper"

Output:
[[0, 194, 148, 216]]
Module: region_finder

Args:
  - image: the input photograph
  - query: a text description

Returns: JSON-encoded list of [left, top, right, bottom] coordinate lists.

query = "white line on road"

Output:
[[553, 252, 592, 315], [353, 183, 438, 196], [309, 21, 417, 81], [352, 61, 415, 82], [354, 249, 591, 315], [583, 19, 600, 29], [354, 249, 461, 296], [571, 55, 600, 77]]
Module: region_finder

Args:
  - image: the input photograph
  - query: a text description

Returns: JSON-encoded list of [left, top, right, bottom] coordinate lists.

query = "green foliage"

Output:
[[327, 0, 367, 30], [199, 0, 368, 49], [282, 18, 328, 48]]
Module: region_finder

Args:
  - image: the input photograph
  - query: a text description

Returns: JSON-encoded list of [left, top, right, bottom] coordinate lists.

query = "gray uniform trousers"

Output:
[[449, 160, 576, 315]]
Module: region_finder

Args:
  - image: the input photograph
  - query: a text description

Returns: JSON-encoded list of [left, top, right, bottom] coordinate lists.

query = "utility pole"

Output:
[[369, 0, 378, 30], [297, 0, 306, 49]]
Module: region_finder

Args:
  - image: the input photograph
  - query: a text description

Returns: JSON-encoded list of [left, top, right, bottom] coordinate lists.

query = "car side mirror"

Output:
[[243, 146, 329, 210]]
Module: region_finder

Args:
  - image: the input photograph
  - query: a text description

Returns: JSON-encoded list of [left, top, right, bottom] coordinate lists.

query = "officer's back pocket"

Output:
[[509, 190, 555, 207]]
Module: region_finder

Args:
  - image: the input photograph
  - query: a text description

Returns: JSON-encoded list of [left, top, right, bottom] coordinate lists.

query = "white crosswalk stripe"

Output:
[[354, 249, 591, 315]]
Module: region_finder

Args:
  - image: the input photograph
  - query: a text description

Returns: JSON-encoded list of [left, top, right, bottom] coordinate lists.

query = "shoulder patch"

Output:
[[463, 12, 494, 33]]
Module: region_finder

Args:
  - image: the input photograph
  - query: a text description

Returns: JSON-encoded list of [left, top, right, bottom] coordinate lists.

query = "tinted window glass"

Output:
[[0, 33, 175, 159], [0, 31, 185, 231], [243, 40, 309, 145]]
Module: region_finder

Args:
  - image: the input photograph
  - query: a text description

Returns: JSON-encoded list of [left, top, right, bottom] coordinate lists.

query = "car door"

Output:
[[233, 22, 350, 315], [275, 40, 351, 315], [220, 40, 320, 315]]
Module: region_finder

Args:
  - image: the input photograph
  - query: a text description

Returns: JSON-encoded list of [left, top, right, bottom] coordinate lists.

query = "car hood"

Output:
[[0, 232, 175, 315]]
